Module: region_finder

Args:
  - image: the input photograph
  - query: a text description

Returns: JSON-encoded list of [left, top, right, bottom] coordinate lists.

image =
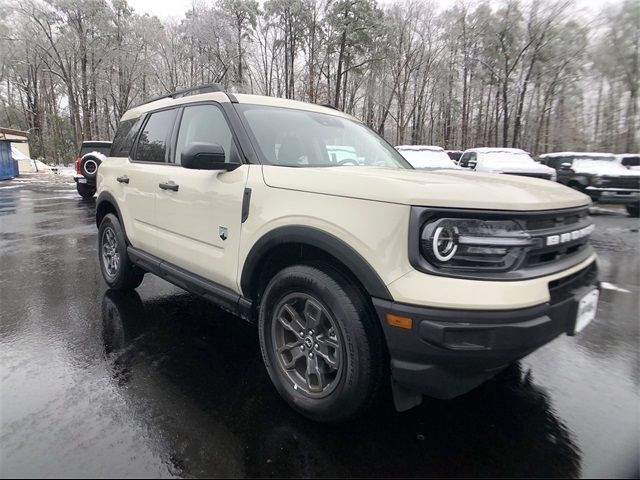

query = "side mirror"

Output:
[[468, 160, 477, 169], [181, 142, 240, 171], [560, 162, 572, 171]]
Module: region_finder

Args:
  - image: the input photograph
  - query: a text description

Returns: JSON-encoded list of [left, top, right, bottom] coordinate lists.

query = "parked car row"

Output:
[[395, 146, 640, 217]]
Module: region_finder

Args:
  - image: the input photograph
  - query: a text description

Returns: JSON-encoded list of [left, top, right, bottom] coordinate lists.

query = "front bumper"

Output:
[[585, 187, 640, 205], [373, 261, 599, 402]]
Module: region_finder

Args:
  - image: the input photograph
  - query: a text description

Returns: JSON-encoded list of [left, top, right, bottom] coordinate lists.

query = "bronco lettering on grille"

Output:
[[546, 224, 595, 246]]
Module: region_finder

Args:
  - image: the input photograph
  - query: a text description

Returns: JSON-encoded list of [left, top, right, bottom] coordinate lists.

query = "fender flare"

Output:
[[96, 191, 128, 241], [240, 225, 392, 300]]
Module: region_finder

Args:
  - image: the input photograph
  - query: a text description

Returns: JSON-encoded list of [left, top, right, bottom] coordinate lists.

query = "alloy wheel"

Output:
[[272, 293, 344, 398]]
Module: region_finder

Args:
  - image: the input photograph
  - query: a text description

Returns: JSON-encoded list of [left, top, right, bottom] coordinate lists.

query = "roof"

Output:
[[395, 145, 444, 151], [122, 90, 357, 123], [82, 141, 112, 145], [464, 147, 528, 154], [539, 151, 615, 158], [0, 127, 29, 142]]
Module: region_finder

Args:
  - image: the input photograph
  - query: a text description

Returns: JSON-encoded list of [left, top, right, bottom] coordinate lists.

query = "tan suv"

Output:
[[96, 84, 600, 422]]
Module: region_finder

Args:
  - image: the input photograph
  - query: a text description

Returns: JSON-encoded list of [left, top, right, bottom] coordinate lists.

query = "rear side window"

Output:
[[111, 117, 142, 157], [133, 109, 178, 163]]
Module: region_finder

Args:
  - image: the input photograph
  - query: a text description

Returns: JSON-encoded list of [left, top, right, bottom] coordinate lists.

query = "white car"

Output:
[[458, 147, 557, 181], [395, 145, 461, 170]]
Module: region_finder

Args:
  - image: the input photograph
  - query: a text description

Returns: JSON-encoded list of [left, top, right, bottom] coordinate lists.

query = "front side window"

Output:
[[133, 109, 178, 163], [174, 105, 234, 164], [238, 105, 411, 169]]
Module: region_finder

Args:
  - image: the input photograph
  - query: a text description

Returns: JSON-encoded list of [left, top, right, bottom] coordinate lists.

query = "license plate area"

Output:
[[77, 178, 87, 184]]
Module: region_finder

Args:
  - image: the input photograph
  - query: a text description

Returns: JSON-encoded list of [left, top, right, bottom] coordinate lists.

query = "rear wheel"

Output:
[[626, 203, 639, 217], [98, 213, 144, 291], [258, 264, 385, 423], [76, 182, 96, 199]]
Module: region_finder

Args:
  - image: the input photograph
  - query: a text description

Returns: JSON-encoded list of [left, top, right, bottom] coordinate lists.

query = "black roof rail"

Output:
[[320, 103, 339, 110], [136, 83, 225, 107]]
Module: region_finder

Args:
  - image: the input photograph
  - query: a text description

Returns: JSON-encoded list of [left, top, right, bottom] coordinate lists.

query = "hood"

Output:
[[572, 163, 640, 177], [477, 160, 554, 174], [262, 166, 590, 211]]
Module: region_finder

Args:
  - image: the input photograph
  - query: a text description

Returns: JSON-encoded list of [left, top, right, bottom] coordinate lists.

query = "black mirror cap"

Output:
[[181, 142, 241, 171], [560, 162, 572, 170]]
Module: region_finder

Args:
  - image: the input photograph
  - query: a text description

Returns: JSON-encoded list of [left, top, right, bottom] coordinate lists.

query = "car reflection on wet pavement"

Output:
[[1, 177, 638, 478]]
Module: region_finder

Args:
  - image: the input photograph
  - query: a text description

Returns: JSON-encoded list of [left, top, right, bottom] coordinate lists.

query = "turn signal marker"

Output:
[[386, 314, 413, 330]]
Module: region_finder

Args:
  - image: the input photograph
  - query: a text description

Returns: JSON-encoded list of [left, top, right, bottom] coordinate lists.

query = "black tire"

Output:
[[80, 155, 101, 179], [98, 213, 144, 291], [258, 264, 386, 423], [76, 182, 96, 199], [625, 203, 640, 217]]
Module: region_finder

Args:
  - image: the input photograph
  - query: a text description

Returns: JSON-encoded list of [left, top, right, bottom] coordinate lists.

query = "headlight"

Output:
[[420, 218, 534, 272]]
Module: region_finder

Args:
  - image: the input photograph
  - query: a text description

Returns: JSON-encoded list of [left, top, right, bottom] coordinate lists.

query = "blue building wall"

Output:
[[0, 141, 19, 180]]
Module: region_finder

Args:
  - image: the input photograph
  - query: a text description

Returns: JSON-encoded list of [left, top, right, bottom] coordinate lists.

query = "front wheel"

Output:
[[258, 264, 386, 423], [76, 182, 96, 199], [98, 213, 144, 290], [626, 203, 640, 217]]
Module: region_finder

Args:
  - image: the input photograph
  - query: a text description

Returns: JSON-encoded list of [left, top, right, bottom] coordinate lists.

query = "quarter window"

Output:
[[133, 109, 178, 163], [174, 105, 234, 164], [111, 117, 143, 157]]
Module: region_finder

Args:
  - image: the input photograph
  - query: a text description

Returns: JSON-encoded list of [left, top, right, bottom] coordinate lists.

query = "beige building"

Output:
[[0, 128, 37, 173]]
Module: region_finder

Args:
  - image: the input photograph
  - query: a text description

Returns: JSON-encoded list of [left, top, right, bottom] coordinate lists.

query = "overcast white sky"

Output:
[[127, 0, 613, 20]]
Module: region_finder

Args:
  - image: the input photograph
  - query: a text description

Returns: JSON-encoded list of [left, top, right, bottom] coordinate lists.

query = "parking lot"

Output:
[[1, 175, 638, 478]]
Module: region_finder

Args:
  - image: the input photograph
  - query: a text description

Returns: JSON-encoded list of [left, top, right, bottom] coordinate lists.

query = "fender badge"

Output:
[[219, 226, 228, 241]]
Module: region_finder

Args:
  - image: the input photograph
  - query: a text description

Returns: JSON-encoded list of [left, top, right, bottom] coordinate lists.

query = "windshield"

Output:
[[478, 151, 535, 166], [397, 149, 456, 169], [238, 105, 411, 168]]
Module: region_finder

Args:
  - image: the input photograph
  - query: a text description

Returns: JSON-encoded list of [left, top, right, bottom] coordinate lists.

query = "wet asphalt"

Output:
[[0, 175, 638, 478]]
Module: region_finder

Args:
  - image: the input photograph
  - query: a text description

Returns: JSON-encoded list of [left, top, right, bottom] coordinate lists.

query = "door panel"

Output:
[[120, 162, 162, 254], [154, 103, 249, 291], [123, 108, 179, 256], [155, 166, 249, 290]]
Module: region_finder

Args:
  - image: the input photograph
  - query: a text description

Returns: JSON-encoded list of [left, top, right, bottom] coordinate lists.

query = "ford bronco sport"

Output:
[[96, 84, 599, 423]]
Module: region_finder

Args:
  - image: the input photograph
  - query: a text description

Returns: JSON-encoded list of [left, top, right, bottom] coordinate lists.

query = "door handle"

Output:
[[117, 175, 129, 184], [159, 181, 179, 192]]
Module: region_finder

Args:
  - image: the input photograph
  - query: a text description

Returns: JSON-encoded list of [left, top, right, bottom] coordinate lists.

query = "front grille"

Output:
[[549, 262, 598, 304], [504, 172, 552, 180], [597, 176, 640, 189], [520, 206, 592, 268]]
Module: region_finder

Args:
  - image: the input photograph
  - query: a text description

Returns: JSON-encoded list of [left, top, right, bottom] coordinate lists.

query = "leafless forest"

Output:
[[0, 0, 637, 162]]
